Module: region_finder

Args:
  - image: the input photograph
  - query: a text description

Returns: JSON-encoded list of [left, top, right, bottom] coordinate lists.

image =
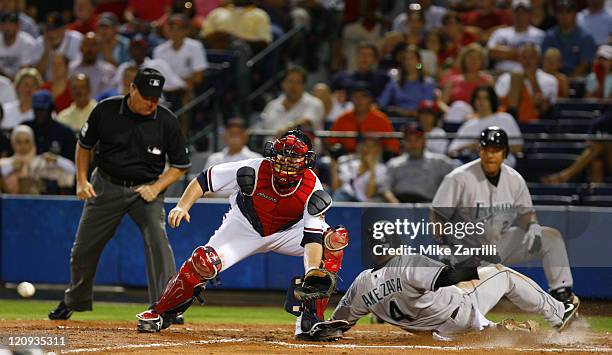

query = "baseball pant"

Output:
[[64, 169, 176, 311], [205, 206, 313, 271], [499, 226, 573, 291], [437, 265, 565, 336]]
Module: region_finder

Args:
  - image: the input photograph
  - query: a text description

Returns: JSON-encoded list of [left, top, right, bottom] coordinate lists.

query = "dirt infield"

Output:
[[1, 319, 611, 354]]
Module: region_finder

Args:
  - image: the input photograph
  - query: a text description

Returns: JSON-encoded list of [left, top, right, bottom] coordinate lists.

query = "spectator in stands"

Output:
[[0, 12, 35, 79], [95, 12, 130, 67], [0, 125, 75, 195], [461, 0, 512, 42], [331, 42, 390, 99], [57, 74, 96, 132], [586, 44, 612, 99], [439, 11, 478, 67], [1, 67, 41, 129], [422, 29, 446, 76], [448, 86, 523, 166], [383, 4, 427, 59], [495, 43, 558, 122], [97, 64, 138, 101], [330, 137, 388, 202], [259, 66, 324, 130], [542, 111, 612, 184], [417, 100, 448, 155], [125, 0, 171, 24], [328, 82, 399, 155], [41, 53, 73, 113], [488, 0, 545, 74], [201, 0, 272, 51], [32, 12, 83, 80], [0, 105, 12, 156], [311, 83, 353, 124], [68, 0, 98, 34], [340, 8, 384, 72], [383, 123, 454, 203], [530, 0, 557, 30], [0, 0, 39, 37], [392, 0, 447, 32], [577, 0, 612, 46], [441, 43, 493, 105], [542, 48, 570, 98], [205, 117, 262, 169], [69, 32, 115, 98], [0, 73, 16, 104], [23, 90, 76, 161], [541, 0, 597, 78], [378, 45, 436, 117], [153, 14, 208, 94], [114, 35, 186, 97]]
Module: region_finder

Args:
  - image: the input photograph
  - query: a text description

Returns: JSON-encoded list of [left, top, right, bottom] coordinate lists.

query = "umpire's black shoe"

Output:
[[48, 301, 74, 320], [556, 295, 580, 332]]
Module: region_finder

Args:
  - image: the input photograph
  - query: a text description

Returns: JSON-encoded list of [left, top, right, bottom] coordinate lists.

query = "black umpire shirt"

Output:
[[78, 95, 191, 181]]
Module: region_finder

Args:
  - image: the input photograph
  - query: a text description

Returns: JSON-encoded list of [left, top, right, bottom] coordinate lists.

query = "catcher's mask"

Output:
[[264, 130, 316, 186]]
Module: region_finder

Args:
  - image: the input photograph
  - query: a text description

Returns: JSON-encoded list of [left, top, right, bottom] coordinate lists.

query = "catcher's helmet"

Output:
[[479, 126, 509, 157], [264, 129, 316, 185]]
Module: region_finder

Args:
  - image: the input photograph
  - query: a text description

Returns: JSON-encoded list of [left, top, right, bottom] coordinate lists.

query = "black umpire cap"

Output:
[[133, 68, 165, 98], [480, 126, 509, 156]]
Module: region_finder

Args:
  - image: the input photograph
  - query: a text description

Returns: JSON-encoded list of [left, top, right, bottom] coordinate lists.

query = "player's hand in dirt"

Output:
[[135, 184, 161, 202], [76, 180, 96, 200], [168, 206, 190, 228]]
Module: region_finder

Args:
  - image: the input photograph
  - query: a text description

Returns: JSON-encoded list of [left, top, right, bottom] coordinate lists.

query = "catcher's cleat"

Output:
[[173, 314, 185, 325], [48, 301, 73, 320], [294, 330, 342, 342], [550, 287, 574, 303], [137, 310, 163, 333], [556, 295, 580, 332]]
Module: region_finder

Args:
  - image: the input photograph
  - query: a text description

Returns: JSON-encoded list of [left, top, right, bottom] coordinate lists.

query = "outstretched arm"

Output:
[[168, 177, 204, 228]]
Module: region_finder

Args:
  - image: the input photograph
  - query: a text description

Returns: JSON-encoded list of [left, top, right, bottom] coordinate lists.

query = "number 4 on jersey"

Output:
[[389, 299, 413, 322]]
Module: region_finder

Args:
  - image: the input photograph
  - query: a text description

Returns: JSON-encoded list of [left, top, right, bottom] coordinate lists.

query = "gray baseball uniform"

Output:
[[330, 256, 565, 338], [431, 159, 573, 291]]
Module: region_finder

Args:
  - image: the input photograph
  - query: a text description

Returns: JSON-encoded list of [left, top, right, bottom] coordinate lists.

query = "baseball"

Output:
[[16, 282, 36, 298]]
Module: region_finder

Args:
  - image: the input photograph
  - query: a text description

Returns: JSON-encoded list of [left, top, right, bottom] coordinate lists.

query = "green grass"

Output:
[[1, 300, 611, 332]]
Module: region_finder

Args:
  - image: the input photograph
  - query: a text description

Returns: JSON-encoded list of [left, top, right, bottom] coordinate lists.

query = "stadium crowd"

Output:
[[0, 0, 610, 203]]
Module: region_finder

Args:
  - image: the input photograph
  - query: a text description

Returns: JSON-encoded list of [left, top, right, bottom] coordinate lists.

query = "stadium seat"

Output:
[[519, 153, 580, 182], [443, 122, 462, 133], [523, 142, 586, 155], [527, 183, 582, 196], [585, 184, 612, 196], [581, 195, 612, 207], [519, 120, 555, 134], [552, 99, 609, 119], [555, 119, 592, 134], [531, 195, 575, 206]]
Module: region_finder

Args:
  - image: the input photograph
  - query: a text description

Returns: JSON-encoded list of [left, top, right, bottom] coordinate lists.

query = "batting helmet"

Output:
[[479, 126, 509, 157], [264, 129, 316, 185]]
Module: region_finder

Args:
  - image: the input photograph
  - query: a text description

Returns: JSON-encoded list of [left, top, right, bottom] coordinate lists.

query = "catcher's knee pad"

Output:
[[153, 246, 221, 315], [322, 225, 349, 273], [189, 246, 223, 280]]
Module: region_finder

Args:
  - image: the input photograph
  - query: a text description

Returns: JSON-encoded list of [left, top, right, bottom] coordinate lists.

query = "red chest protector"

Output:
[[236, 160, 317, 236]]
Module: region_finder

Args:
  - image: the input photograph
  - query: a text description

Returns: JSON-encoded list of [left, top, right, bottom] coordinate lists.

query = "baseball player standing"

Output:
[[431, 126, 574, 302], [136, 130, 349, 338], [48, 68, 191, 320]]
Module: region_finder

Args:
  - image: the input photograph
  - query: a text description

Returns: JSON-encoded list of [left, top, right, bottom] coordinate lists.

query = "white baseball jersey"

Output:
[[331, 260, 566, 337], [432, 159, 533, 240], [331, 255, 463, 331]]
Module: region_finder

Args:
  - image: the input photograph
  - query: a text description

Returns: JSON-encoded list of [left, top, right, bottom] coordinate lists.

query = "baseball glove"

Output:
[[294, 268, 336, 302]]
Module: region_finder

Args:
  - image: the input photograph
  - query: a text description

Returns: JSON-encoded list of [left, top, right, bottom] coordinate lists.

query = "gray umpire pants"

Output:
[[64, 169, 176, 311]]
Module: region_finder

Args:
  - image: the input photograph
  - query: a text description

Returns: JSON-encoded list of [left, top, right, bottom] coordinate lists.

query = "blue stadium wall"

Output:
[[1, 196, 611, 299]]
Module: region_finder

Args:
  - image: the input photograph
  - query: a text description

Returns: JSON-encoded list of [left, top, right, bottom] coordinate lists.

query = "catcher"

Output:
[[136, 130, 349, 338]]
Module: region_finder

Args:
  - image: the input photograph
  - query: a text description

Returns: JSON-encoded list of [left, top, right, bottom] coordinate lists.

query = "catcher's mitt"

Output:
[[294, 268, 336, 302]]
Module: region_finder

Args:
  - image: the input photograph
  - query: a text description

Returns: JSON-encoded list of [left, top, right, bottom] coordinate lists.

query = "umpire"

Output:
[[49, 68, 191, 320]]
